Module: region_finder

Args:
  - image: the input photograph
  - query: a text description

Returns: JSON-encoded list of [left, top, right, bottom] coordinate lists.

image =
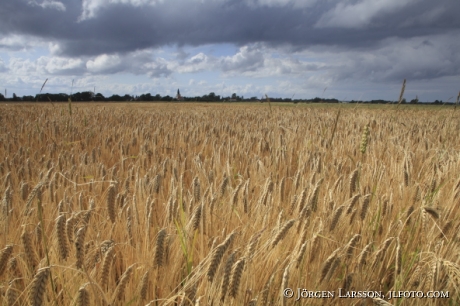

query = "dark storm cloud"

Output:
[[1, 0, 460, 87], [1, 0, 459, 57]]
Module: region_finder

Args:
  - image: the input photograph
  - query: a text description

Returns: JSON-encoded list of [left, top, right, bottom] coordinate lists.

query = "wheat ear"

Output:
[[75, 226, 87, 269], [139, 270, 150, 300], [100, 247, 114, 289], [55, 215, 68, 260], [29, 267, 50, 306], [228, 257, 245, 299], [0, 244, 13, 277], [112, 264, 134, 302], [320, 249, 339, 283], [77, 285, 90, 306], [154, 228, 167, 268], [6, 281, 19, 306], [220, 251, 235, 302], [272, 219, 295, 248], [207, 243, 225, 283], [345, 234, 361, 260], [21, 228, 37, 271], [193, 176, 200, 203], [107, 184, 116, 223], [349, 169, 358, 197], [329, 205, 344, 231]]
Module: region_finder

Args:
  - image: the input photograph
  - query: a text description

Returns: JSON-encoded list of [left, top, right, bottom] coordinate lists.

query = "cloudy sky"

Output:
[[0, 0, 459, 101]]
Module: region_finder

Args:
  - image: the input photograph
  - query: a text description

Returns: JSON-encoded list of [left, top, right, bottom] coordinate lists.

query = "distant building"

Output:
[[175, 89, 184, 101]]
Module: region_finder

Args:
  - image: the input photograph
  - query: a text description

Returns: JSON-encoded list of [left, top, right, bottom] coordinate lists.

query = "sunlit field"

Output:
[[1, 102, 460, 305]]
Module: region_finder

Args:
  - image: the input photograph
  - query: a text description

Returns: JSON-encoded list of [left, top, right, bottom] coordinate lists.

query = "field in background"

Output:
[[1, 102, 460, 305]]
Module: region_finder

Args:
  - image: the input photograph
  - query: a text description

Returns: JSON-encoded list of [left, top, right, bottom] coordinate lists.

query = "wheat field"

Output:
[[1, 102, 460, 305]]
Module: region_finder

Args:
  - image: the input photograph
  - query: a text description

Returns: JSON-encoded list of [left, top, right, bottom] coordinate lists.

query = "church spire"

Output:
[[175, 88, 183, 101]]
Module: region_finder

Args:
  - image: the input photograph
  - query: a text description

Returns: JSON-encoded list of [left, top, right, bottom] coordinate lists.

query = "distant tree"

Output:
[[139, 93, 153, 101], [0, 93, 5, 101], [108, 94, 123, 101], [22, 95, 34, 101], [94, 93, 105, 101], [71, 91, 93, 101], [231, 93, 237, 99], [161, 95, 173, 101], [206, 92, 220, 101]]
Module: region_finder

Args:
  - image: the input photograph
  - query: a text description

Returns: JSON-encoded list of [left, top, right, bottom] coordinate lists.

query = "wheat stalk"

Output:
[[397, 78, 406, 106], [280, 264, 290, 306]]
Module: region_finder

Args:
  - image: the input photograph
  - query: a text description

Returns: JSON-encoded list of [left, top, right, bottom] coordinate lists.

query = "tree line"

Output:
[[0, 91, 450, 104]]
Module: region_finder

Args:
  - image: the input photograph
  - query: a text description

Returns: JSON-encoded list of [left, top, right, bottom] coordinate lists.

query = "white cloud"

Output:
[[28, 0, 66, 11], [6, 56, 86, 76], [0, 35, 45, 51], [176, 53, 215, 73], [221, 45, 265, 73], [85, 50, 173, 77], [79, 0, 163, 20], [316, 0, 418, 28], [143, 57, 172, 78], [8, 58, 37, 75], [0, 58, 7, 72], [216, 44, 324, 78], [86, 54, 122, 73], [48, 42, 63, 55], [37, 56, 85, 74], [41, 0, 66, 11]]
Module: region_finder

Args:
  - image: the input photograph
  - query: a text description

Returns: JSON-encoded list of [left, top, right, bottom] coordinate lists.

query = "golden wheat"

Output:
[[0, 103, 459, 305]]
